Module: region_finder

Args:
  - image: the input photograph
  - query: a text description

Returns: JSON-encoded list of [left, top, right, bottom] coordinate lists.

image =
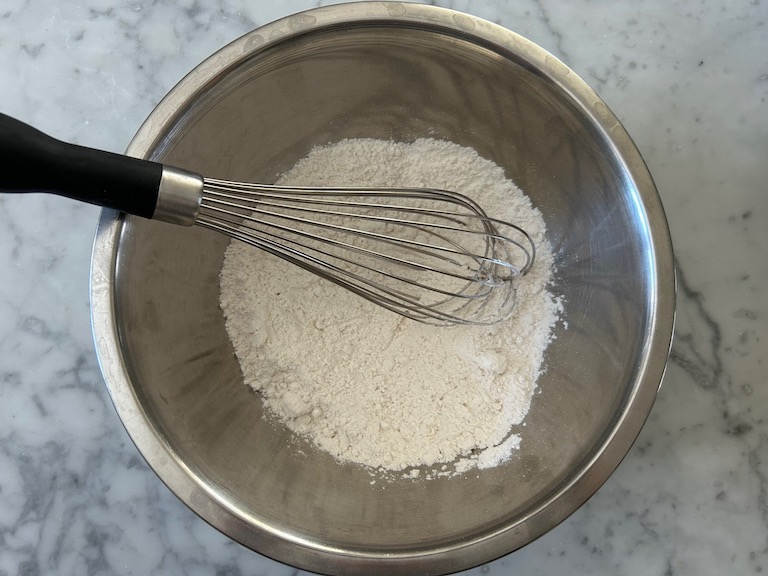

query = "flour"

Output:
[[219, 138, 560, 476]]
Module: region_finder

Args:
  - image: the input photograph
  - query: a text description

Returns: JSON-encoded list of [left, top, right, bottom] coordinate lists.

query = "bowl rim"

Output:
[[90, 3, 676, 574]]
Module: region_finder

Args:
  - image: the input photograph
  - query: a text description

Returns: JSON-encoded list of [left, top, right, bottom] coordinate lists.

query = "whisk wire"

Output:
[[202, 186, 534, 275], [199, 217, 478, 324], [199, 179, 534, 325], [199, 206, 499, 307], [201, 201, 495, 286]]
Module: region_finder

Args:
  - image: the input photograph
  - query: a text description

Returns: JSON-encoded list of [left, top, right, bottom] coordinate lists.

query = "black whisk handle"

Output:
[[0, 112, 163, 218]]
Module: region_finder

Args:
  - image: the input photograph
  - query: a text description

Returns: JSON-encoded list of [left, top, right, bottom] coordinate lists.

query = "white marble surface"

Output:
[[0, 0, 766, 574]]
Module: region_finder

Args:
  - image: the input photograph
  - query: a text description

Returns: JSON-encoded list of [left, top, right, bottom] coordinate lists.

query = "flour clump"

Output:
[[219, 138, 560, 476]]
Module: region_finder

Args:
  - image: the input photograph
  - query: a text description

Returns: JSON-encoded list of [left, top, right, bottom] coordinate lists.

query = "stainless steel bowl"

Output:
[[90, 3, 675, 574]]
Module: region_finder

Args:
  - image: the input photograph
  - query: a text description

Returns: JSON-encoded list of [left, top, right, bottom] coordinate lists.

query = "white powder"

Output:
[[219, 138, 560, 476]]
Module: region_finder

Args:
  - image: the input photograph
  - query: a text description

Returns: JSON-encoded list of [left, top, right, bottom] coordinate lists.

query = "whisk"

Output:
[[0, 113, 534, 326]]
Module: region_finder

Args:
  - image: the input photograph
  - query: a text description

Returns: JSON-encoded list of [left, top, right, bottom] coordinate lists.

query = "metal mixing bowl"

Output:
[[90, 3, 675, 574]]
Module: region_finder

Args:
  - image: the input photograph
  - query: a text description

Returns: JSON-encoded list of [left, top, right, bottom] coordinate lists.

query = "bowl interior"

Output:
[[105, 19, 666, 573]]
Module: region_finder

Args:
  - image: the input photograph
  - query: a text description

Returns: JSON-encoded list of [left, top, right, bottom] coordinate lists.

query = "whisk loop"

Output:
[[197, 179, 535, 326]]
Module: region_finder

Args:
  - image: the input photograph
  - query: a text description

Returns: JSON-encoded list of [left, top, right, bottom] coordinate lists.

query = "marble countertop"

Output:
[[1, 1, 765, 574]]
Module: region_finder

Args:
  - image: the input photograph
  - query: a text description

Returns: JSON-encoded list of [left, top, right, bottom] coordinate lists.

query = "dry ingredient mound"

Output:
[[219, 138, 560, 477]]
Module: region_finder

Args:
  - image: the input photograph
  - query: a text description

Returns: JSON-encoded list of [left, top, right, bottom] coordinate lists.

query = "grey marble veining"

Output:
[[1, 0, 766, 574]]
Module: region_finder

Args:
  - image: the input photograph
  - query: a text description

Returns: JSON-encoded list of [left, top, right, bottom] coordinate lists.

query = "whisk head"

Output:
[[196, 179, 535, 326]]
